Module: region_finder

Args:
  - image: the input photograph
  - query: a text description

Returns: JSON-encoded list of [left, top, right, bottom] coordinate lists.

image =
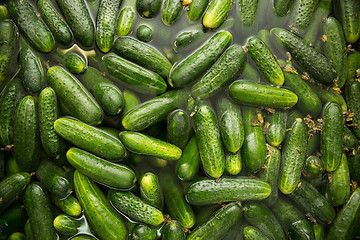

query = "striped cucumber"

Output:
[[187, 0, 209, 22], [243, 226, 271, 240], [333, 0, 360, 43], [167, 109, 191, 150], [161, 0, 183, 26], [65, 51, 87, 74], [265, 109, 287, 147], [139, 172, 163, 210], [202, 0, 232, 29], [136, 24, 153, 42], [53, 214, 80, 236], [136, 0, 162, 18], [289, 0, 317, 29], [0, 20, 17, 90], [116, 7, 135, 36], [51, 195, 82, 218], [176, 136, 200, 181], [162, 221, 186, 240]]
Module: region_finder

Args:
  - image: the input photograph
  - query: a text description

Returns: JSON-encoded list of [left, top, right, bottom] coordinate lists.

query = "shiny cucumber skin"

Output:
[[193, 101, 225, 178], [265, 109, 287, 147], [8, 0, 54, 53], [0, 172, 31, 214], [187, 0, 209, 21], [273, 0, 295, 16], [279, 118, 307, 194], [0, 204, 27, 239], [51, 195, 82, 217], [53, 214, 80, 236], [139, 172, 163, 210], [14, 96, 40, 172], [116, 7, 135, 36], [347, 51, 360, 83], [0, 78, 26, 147], [37, 0, 73, 46], [122, 89, 189, 131], [309, 82, 347, 112], [96, 0, 122, 53], [119, 131, 182, 161], [270, 28, 337, 85], [23, 182, 57, 240], [289, 0, 317, 29], [102, 53, 167, 95], [345, 80, 360, 138], [202, 0, 232, 29], [74, 171, 128, 240], [54, 117, 126, 161], [243, 226, 271, 240], [114, 36, 172, 79], [321, 102, 344, 171], [161, 0, 183, 26], [131, 224, 159, 240], [225, 150, 242, 175], [122, 90, 141, 116], [136, 24, 153, 42], [47, 66, 104, 126], [65, 51, 87, 74], [55, 0, 95, 47], [187, 202, 243, 240], [302, 155, 324, 188], [176, 136, 201, 181], [108, 190, 164, 226], [169, 31, 232, 88], [229, 80, 298, 108], [0, 20, 17, 89], [167, 109, 191, 150], [185, 177, 271, 205], [67, 147, 136, 189], [136, 0, 162, 18], [333, 0, 360, 43], [191, 45, 246, 99], [238, 0, 258, 26], [162, 221, 186, 240], [38, 87, 66, 157], [343, 126, 358, 151]]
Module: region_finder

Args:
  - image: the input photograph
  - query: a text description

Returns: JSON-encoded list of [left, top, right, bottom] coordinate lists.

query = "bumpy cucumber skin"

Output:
[[51, 195, 82, 217], [289, 0, 317, 29], [53, 214, 80, 236], [345, 81, 360, 138], [176, 136, 201, 181], [187, 0, 209, 22], [333, 0, 360, 44], [273, 0, 295, 16], [0, 20, 17, 90], [238, 0, 258, 26], [346, 51, 360, 83], [202, 0, 232, 29], [167, 109, 191, 150], [131, 224, 159, 240], [162, 221, 186, 240], [136, 0, 162, 18], [47, 66, 104, 126], [265, 109, 287, 147], [343, 126, 358, 151], [302, 155, 324, 188], [161, 0, 183, 26], [74, 171, 128, 240], [65, 52, 87, 74], [225, 151, 242, 175], [136, 24, 153, 42], [140, 172, 163, 210], [116, 7, 135, 36]]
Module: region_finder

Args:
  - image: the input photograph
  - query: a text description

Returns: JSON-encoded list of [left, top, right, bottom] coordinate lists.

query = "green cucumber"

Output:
[[116, 7, 135, 36], [321, 102, 344, 171], [24, 220, 33, 240], [162, 221, 186, 240], [333, 0, 360, 43], [173, 26, 204, 50], [161, 0, 183, 26], [108, 190, 163, 226], [136, 0, 162, 18], [279, 118, 308, 194], [122, 90, 141, 115], [140, 172, 163, 210], [345, 81, 360, 138], [193, 101, 225, 178], [71, 235, 97, 240], [344, 127, 359, 151], [55, 117, 126, 161], [0, 20, 17, 90], [225, 151, 242, 176], [176, 136, 200, 181], [55, 0, 95, 47], [0, 5, 10, 21], [131, 224, 159, 240], [53, 214, 80, 236], [187, 0, 209, 21], [167, 110, 191, 150], [265, 109, 287, 147], [74, 171, 127, 240], [243, 226, 270, 240], [37, 0, 73, 46], [347, 152, 360, 184], [185, 177, 271, 205], [0, 204, 27, 239], [202, 0, 232, 29], [81, 66, 124, 116], [7, 232, 27, 240], [114, 37, 172, 79], [0, 78, 26, 147], [289, 0, 317, 29], [346, 51, 360, 83], [273, 0, 295, 16], [238, 0, 258, 26], [122, 90, 190, 131], [51, 195, 82, 218], [187, 202, 242, 240], [312, 222, 325, 240], [23, 182, 57, 240], [302, 155, 324, 188], [102, 53, 167, 95], [8, 0, 54, 52], [191, 45, 246, 99], [169, 31, 232, 88], [136, 24, 153, 42], [5, 157, 21, 177], [14, 96, 40, 171], [47, 66, 104, 126], [38, 87, 66, 158], [65, 51, 87, 74]]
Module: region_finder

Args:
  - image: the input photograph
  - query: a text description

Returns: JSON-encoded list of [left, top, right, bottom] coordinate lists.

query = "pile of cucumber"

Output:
[[1, 0, 360, 239]]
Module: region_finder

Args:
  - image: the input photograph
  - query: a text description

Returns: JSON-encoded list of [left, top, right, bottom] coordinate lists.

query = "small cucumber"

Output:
[[131, 224, 159, 240], [302, 155, 325, 188], [273, 0, 295, 16], [167, 109, 191, 150], [53, 214, 80, 236], [7, 232, 27, 240], [140, 172, 163, 210], [243, 226, 271, 240], [344, 126, 359, 151], [265, 109, 287, 147], [136, 24, 153, 42], [225, 151, 242, 176], [0, 20, 17, 90], [346, 51, 360, 83], [162, 221, 186, 240], [333, 0, 360, 43], [202, 0, 232, 29], [345, 81, 360, 138], [65, 51, 87, 74], [238, 0, 258, 26], [0, 204, 27, 238], [161, 0, 183, 26], [176, 136, 200, 181], [289, 0, 317, 29], [51, 195, 82, 218], [312, 222, 325, 240], [187, 0, 209, 22], [136, 0, 162, 18], [116, 7, 135, 36]]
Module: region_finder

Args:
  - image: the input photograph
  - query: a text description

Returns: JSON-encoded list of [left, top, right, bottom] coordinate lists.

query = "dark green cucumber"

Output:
[[302, 155, 324, 188], [0, 20, 17, 90], [229, 80, 298, 108], [238, 0, 258, 26], [243, 226, 271, 240], [122, 90, 190, 131], [53, 214, 80, 236], [191, 45, 246, 99], [344, 127, 359, 151], [176, 136, 200, 181], [74, 171, 128, 240], [167, 109, 191, 150], [193, 101, 225, 178], [0, 204, 27, 239], [345, 81, 360, 138], [348, 152, 360, 184], [14, 96, 40, 171], [24, 220, 33, 240], [163, 221, 186, 240], [187, 202, 242, 240], [131, 224, 159, 240], [346, 51, 360, 83], [265, 109, 287, 147], [202, 0, 232, 29], [187, 0, 209, 21], [139, 172, 163, 210], [289, 0, 317, 29], [270, 28, 337, 85], [65, 51, 87, 74], [5, 157, 21, 177], [136, 24, 153, 42], [38, 87, 66, 158], [81, 66, 124, 116], [8, 0, 54, 52], [321, 102, 344, 171], [47, 66, 104, 126], [225, 150, 242, 175], [23, 182, 57, 240], [116, 7, 135, 36], [136, 0, 162, 18], [273, 0, 295, 16], [114, 37, 172, 79], [0, 78, 26, 147], [169, 31, 232, 88], [55, 0, 95, 47], [55, 117, 126, 161], [333, 0, 360, 43], [279, 118, 308, 194], [185, 177, 271, 205], [51, 195, 82, 217], [161, 0, 182, 26], [37, 0, 73, 46]]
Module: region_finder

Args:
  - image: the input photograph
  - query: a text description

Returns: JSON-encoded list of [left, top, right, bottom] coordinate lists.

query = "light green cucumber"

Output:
[[176, 136, 200, 181], [265, 109, 287, 147], [140, 172, 163, 210], [53, 214, 80, 236], [187, 0, 209, 22], [116, 7, 135, 36], [161, 0, 183, 26], [65, 51, 87, 74], [225, 151, 242, 176], [202, 0, 232, 29], [333, 0, 360, 43], [51, 195, 82, 218]]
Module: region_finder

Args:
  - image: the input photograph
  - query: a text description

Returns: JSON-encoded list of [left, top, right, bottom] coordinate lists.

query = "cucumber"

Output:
[[131, 224, 159, 240], [53, 214, 80, 236], [54, 117, 126, 161], [345, 81, 360, 138], [312, 222, 325, 240], [193, 101, 225, 178], [139, 172, 163, 210], [289, 0, 317, 29], [279, 118, 308, 194], [7, 232, 27, 240], [240, 106, 267, 173], [270, 28, 337, 85], [302, 155, 324, 188], [348, 152, 360, 184], [344, 127, 359, 151], [202, 0, 232, 29], [247, 37, 284, 86], [116, 7, 135, 36], [47, 66, 104, 126], [273, 0, 295, 16], [243, 226, 271, 240], [191, 45, 246, 99], [333, 0, 360, 43], [162, 221, 186, 240], [5, 156, 21, 177], [122, 90, 141, 115], [0, 20, 17, 90], [176, 136, 200, 181], [55, 0, 95, 47], [310, 83, 348, 112], [167, 109, 190, 150], [225, 151, 242, 176], [8, 0, 54, 52], [187, 202, 243, 240], [14, 96, 40, 172], [37, 0, 73, 46], [0, 5, 10, 21], [122, 90, 190, 131], [0, 78, 26, 147], [136, 0, 162, 18], [81, 66, 124, 116], [174, 26, 204, 50], [0, 204, 27, 239], [238, 0, 258, 26], [119, 131, 182, 161], [65, 51, 87, 74], [346, 51, 360, 83], [321, 102, 344, 171], [71, 235, 97, 240], [114, 37, 172, 79], [23, 182, 57, 240], [169, 31, 232, 88], [187, 0, 209, 22], [161, 0, 183, 26], [51, 195, 82, 217], [102, 53, 167, 95], [265, 109, 287, 147], [185, 177, 271, 205], [136, 24, 153, 42], [24, 220, 33, 240]]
